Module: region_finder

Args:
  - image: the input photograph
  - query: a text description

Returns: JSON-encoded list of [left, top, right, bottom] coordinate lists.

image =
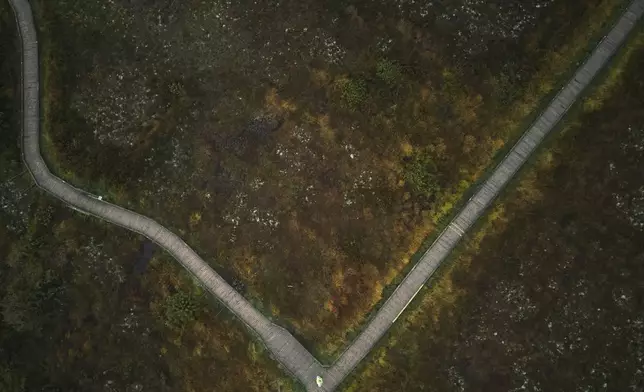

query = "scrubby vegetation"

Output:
[[375, 59, 403, 87], [346, 28, 644, 392], [34, 0, 629, 358], [403, 150, 441, 200], [339, 78, 368, 109], [0, 5, 296, 390], [162, 291, 200, 329]]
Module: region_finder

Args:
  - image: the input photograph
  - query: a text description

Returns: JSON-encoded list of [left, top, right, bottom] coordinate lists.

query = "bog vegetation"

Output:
[[17, 0, 635, 359], [0, 4, 296, 391], [346, 28, 644, 392]]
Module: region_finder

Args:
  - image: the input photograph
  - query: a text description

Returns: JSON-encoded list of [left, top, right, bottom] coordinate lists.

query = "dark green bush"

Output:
[[163, 291, 198, 328], [404, 152, 440, 199], [341, 78, 368, 109], [376, 59, 403, 86]]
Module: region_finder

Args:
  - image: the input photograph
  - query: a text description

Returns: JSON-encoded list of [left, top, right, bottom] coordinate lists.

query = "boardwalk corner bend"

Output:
[[8, 0, 644, 390]]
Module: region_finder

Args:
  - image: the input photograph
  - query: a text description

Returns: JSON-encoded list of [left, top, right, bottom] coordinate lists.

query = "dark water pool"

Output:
[[134, 240, 156, 274]]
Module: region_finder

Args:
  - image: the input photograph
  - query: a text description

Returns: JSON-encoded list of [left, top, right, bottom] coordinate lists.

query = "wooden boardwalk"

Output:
[[319, 1, 644, 390], [8, 0, 325, 389], [9, 0, 643, 389]]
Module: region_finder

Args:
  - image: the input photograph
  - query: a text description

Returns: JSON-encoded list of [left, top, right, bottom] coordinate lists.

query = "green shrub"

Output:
[[341, 78, 367, 109], [376, 59, 403, 86], [404, 152, 440, 199], [163, 291, 198, 329], [247, 341, 265, 362]]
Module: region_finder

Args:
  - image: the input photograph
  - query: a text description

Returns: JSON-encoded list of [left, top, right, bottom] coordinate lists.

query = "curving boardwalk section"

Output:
[[319, 1, 644, 390], [8, 0, 325, 390], [9, 0, 644, 389]]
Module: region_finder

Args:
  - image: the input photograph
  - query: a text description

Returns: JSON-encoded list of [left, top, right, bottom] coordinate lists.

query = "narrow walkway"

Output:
[[320, 1, 644, 390], [8, 0, 644, 390], [8, 0, 325, 390]]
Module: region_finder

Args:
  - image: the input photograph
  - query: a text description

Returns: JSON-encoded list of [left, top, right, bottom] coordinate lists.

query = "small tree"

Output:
[[404, 152, 440, 199], [340, 78, 367, 109], [163, 291, 198, 329], [376, 59, 403, 86]]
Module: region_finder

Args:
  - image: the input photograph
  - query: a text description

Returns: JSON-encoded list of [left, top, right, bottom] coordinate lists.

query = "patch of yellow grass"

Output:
[[317, 114, 336, 142]]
